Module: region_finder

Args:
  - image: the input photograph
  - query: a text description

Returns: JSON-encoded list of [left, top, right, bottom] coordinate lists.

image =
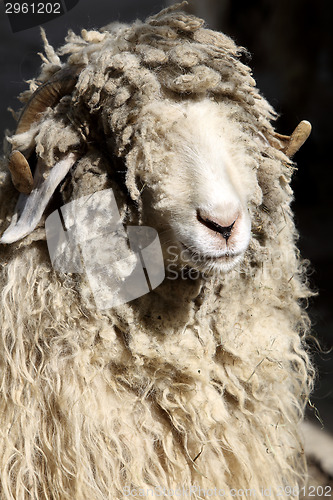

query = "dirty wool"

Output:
[[0, 3, 314, 499]]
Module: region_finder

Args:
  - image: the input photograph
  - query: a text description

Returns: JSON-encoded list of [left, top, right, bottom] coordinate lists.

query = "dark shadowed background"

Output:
[[0, 0, 332, 431]]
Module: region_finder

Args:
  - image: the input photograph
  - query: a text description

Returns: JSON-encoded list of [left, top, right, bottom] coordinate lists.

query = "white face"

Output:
[[140, 100, 257, 275], [171, 167, 252, 274], [170, 133, 252, 273]]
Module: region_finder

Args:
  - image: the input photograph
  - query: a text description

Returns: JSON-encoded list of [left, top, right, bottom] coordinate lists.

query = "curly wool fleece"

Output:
[[0, 3, 314, 499]]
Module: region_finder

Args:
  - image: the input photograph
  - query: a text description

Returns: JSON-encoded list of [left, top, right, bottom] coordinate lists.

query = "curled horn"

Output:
[[274, 120, 312, 158], [1, 67, 82, 244], [8, 150, 34, 194], [8, 66, 81, 194]]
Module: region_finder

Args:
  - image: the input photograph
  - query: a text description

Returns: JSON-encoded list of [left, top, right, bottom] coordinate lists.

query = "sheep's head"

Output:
[[132, 100, 255, 274], [0, 5, 312, 286]]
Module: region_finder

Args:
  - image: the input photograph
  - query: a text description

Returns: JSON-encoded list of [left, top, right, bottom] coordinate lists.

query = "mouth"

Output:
[[179, 242, 242, 268]]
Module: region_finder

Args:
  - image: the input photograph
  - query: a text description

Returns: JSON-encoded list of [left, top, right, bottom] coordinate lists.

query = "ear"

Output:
[[273, 120, 312, 158], [0, 153, 78, 244], [0, 67, 82, 245]]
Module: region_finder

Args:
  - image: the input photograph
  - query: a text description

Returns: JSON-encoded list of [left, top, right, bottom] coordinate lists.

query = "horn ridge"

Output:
[[8, 66, 82, 194], [15, 66, 82, 135]]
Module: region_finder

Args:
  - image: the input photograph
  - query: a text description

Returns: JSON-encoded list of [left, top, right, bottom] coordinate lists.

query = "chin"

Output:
[[177, 242, 245, 275]]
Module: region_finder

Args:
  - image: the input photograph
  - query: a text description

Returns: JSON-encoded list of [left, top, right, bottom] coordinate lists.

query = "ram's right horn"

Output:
[[8, 66, 81, 195], [0, 152, 78, 244]]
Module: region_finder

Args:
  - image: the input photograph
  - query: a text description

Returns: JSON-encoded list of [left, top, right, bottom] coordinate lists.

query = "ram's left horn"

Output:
[[0, 152, 78, 244], [285, 120, 312, 157], [274, 120, 312, 158]]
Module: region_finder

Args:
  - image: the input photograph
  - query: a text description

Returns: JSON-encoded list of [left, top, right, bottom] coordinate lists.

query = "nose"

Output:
[[196, 209, 238, 242]]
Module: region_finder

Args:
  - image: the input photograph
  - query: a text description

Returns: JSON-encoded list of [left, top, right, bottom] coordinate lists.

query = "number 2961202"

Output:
[[5, 3, 61, 15]]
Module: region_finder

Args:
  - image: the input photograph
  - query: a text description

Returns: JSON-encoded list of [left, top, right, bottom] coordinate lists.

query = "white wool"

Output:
[[0, 4, 314, 499]]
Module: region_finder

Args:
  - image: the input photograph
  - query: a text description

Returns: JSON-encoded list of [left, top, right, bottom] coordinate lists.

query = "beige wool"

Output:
[[0, 3, 314, 499]]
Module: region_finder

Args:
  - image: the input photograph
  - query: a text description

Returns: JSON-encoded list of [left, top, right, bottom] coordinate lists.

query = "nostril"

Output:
[[196, 210, 237, 241]]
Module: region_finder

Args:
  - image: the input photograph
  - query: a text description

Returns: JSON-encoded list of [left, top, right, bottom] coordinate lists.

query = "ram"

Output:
[[0, 3, 313, 499]]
